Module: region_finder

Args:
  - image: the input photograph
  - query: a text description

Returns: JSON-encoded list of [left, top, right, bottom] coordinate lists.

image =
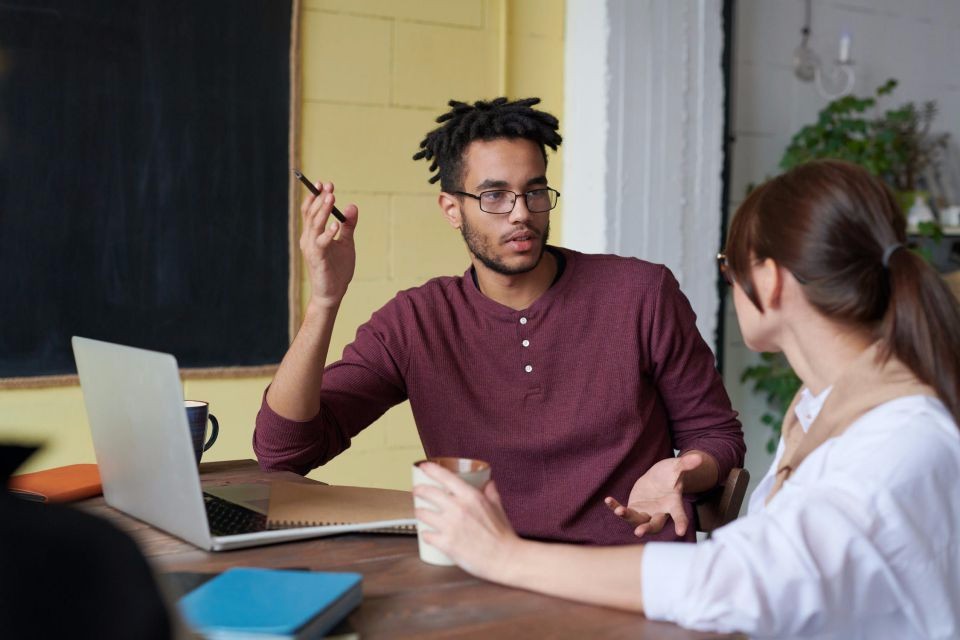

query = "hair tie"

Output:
[[881, 243, 904, 269]]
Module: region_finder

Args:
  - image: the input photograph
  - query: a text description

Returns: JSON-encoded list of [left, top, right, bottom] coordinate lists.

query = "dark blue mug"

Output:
[[185, 400, 219, 465]]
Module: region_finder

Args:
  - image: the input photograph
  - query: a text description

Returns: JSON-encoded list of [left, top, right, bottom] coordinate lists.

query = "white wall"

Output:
[[725, 0, 960, 496], [563, 0, 960, 506], [564, 0, 727, 349]]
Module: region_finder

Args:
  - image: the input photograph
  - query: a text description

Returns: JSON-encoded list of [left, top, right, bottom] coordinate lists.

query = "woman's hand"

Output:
[[413, 462, 522, 583], [416, 462, 648, 613]]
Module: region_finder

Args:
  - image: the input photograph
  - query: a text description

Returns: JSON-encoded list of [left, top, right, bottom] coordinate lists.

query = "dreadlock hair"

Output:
[[412, 97, 562, 191]]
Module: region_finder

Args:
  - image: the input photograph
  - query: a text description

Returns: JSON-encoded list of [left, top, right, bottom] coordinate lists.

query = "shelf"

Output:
[[907, 226, 960, 237]]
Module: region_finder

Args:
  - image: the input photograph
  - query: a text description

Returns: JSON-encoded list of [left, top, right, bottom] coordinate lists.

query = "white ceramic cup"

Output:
[[941, 205, 960, 228], [412, 457, 491, 566]]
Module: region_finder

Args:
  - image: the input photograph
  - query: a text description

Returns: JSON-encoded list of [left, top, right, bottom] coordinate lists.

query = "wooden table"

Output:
[[82, 460, 741, 639]]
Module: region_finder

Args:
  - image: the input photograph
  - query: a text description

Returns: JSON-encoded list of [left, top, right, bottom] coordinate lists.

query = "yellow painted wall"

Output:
[[1, 0, 565, 490]]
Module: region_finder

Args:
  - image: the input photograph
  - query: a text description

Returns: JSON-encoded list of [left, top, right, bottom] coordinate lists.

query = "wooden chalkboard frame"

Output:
[[1, 0, 302, 389]]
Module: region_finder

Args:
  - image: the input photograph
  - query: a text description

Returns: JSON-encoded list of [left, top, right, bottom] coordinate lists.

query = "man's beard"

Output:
[[460, 214, 550, 276]]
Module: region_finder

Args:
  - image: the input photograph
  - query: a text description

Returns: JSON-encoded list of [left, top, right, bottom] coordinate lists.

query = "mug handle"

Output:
[[203, 414, 220, 451]]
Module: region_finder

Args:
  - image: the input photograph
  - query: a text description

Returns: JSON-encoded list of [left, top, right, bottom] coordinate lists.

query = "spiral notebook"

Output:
[[267, 481, 417, 534]]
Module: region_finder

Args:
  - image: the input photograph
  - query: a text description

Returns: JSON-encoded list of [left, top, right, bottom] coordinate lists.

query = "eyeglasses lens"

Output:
[[717, 253, 733, 286]]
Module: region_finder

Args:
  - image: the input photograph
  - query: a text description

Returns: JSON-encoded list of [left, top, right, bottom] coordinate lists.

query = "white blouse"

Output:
[[642, 394, 960, 639]]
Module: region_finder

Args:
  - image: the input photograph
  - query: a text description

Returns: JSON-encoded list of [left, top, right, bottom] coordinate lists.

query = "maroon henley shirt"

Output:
[[254, 247, 744, 545]]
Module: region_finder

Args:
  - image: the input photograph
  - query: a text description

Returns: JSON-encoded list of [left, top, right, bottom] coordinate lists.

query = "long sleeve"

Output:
[[255, 249, 750, 545], [642, 397, 960, 639], [253, 299, 409, 474], [647, 267, 745, 482]]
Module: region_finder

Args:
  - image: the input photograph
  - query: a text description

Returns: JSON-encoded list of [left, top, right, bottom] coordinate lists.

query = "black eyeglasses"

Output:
[[717, 252, 734, 286], [454, 188, 560, 214]]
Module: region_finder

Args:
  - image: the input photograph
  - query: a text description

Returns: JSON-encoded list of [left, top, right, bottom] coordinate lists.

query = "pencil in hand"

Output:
[[292, 169, 347, 223]]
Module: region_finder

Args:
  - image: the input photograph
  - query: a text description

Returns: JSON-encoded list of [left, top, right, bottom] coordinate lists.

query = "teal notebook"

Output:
[[178, 567, 362, 639]]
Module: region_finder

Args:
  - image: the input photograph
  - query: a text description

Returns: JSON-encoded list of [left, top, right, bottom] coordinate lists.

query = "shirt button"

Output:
[[524, 364, 533, 373], [519, 317, 528, 325], [522, 339, 530, 347]]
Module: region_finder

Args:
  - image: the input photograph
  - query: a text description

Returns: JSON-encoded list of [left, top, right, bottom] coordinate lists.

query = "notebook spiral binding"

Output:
[[268, 520, 416, 534]]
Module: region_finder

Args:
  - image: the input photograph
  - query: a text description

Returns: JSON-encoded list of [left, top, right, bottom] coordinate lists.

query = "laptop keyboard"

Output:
[[203, 492, 269, 536]]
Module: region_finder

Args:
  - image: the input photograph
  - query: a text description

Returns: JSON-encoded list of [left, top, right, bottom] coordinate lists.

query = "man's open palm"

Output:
[[604, 453, 703, 538]]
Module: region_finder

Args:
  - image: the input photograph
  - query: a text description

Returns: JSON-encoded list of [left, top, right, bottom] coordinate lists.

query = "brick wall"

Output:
[[723, 0, 960, 499], [296, 0, 565, 488]]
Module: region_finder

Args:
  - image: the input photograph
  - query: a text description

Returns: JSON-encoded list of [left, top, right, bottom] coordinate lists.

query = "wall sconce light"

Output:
[[793, 0, 855, 99]]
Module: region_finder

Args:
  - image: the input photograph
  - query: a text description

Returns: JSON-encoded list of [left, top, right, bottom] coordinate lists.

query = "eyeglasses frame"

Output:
[[717, 252, 734, 286], [453, 187, 561, 214], [716, 251, 809, 287]]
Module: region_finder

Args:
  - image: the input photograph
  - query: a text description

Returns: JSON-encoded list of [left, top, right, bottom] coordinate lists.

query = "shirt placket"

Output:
[[516, 312, 541, 394]]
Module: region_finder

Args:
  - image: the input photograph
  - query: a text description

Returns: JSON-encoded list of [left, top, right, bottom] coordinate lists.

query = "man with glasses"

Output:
[[254, 97, 744, 545]]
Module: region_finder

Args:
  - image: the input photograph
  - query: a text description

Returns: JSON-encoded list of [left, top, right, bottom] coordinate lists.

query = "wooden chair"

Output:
[[696, 467, 750, 535], [945, 270, 960, 304]]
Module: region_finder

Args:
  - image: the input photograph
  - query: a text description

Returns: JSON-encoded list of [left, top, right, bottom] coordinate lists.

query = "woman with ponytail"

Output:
[[412, 160, 960, 639]]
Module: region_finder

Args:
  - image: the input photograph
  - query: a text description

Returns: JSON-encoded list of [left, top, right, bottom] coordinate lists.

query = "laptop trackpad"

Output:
[[203, 483, 271, 515]]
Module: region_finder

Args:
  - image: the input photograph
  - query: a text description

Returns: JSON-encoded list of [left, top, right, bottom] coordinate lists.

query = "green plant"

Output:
[[741, 353, 802, 453], [780, 79, 948, 191], [741, 79, 948, 450]]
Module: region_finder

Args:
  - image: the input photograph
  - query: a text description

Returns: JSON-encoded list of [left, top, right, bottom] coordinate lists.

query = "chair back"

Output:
[[945, 270, 960, 304], [696, 467, 750, 534]]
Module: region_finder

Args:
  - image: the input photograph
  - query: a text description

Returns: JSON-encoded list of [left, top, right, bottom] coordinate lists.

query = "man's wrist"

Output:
[[304, 296, 342, 318], [678, 450, 720, 491]]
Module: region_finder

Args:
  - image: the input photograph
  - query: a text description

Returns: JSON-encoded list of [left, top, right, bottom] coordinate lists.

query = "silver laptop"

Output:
[[72, 336, 408, 551]]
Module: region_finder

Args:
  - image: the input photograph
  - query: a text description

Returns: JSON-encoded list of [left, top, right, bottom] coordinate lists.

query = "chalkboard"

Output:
[[0, 0, 297, 384]]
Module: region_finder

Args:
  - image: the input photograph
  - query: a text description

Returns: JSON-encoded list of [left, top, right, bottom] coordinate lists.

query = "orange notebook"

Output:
[[8, 464, 102, 503]]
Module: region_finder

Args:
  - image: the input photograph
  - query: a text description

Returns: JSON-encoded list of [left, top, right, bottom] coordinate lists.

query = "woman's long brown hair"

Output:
[[726, 160, 960, 425]]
